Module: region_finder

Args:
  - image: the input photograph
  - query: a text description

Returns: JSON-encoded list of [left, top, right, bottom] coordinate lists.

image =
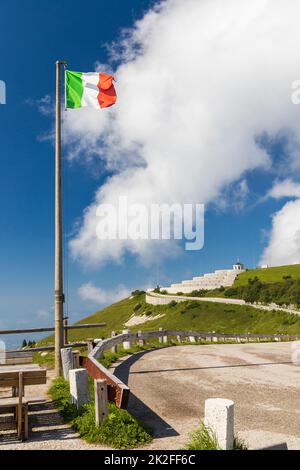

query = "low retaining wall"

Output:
[[146, 292, 246, 306], [146, 292, 300, 316]]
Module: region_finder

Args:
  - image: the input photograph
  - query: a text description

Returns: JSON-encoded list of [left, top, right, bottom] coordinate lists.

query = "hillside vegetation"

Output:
[[224, 277, 300, 306], [191, 265, 300, 306], [39, 292, 300, 348], [233, 264, 300, 286]]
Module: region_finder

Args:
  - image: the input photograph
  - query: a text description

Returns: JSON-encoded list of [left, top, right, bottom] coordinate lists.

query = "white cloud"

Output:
[[260, 199, 300, 266], [65, 0, 300, 267], [261, 179, 300, 266], [267, 179, 300, 199], [27, 94, 54, 116], [78, 282, 130, 305]]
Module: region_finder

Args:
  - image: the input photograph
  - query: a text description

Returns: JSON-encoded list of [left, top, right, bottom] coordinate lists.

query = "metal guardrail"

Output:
[[83, 328, 300, 409]]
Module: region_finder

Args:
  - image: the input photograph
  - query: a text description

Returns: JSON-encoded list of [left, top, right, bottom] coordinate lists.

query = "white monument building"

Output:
[[159, 262, 245, 294]]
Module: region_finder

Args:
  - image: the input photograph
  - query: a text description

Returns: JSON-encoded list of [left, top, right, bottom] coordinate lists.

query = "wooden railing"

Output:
[[84, 328, 300, 409], [1, 322, 106, 353], [0, 323, 106, 336]]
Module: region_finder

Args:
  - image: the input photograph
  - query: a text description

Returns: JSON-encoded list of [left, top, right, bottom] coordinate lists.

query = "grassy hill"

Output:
[[234, 264, 300, 286], [39, 293, 300, 348]]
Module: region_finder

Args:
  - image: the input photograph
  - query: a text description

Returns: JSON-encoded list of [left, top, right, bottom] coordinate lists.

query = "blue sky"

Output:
[[1, 0, 300, 346]]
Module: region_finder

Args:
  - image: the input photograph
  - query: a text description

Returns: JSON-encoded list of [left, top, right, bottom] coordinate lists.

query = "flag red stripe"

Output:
[[97, 73, 117, 109]]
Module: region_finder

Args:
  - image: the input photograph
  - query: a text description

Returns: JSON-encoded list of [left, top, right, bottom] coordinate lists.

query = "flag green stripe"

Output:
[[66, 71, 83, 108]]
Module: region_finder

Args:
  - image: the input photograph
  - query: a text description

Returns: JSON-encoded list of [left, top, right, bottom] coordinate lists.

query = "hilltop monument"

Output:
[[160, 262, 245, 294]]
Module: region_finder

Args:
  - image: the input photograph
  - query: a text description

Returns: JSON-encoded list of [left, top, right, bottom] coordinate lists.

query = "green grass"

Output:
[[234, 264, 300, 286], [186, 422, 247, 450], [36, 293, 300, 355], [49, 376, 152, 449]]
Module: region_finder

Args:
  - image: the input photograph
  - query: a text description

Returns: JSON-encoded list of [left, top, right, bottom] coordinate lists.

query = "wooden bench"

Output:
[[1, 351, 33, 366], [0, 368, 47, 440]]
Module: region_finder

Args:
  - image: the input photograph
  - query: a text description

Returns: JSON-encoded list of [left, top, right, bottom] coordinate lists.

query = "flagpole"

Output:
[[55, 60, 67, 376]]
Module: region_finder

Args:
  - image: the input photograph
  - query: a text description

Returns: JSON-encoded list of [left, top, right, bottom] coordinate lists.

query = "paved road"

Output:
[[113, 342, 300, 450]]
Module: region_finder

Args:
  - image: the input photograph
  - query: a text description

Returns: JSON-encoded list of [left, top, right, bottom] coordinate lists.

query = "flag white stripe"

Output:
[[81, 73, 100, 109]]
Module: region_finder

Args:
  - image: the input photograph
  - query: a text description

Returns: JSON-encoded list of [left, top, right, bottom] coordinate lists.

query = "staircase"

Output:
[[160, 267, 244, 294]]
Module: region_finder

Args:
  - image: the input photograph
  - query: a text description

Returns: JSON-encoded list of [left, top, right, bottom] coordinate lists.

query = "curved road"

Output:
[[113, 342, 300, 450]]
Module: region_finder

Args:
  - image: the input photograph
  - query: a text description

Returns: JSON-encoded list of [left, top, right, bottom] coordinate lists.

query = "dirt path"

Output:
[[113, 342, 300, 450], [0, 370, 104, 450]]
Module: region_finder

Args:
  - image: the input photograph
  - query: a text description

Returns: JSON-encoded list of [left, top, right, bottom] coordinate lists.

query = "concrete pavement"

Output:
[[113, 342, 300, 450]]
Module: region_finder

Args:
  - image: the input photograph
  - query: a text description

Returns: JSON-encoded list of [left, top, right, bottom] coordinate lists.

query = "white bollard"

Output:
[[69, 369, 90, 410], [204, 398, 234, 450], [189, 336, 196, 343], [122, 330, 131, 350], [61, 347, 73, 381]]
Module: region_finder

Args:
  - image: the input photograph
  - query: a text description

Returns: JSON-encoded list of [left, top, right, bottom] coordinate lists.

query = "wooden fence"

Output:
[[0, 322, 106, 353]]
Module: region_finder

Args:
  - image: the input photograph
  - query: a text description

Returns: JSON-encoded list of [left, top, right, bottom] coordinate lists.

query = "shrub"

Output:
[[186, 422, 247, 450], [190, 290, 206, 297], [49, 377, 152, 449], [131, 290, 145, 296], [169, 300, 177, 307], [185, 300, 199, 310], [73, 402, 152, 449], [133, 303, 142, 312], [224, 288, 238, 297], [186, 422, 220, 450], [160, 289, 168, 295]]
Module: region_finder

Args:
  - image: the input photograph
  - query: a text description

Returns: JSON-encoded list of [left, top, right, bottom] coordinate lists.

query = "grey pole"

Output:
[[54, 60, 67, 376]]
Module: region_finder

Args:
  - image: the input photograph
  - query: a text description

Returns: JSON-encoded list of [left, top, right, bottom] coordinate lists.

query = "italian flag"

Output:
[[66, 70, 117, 110]]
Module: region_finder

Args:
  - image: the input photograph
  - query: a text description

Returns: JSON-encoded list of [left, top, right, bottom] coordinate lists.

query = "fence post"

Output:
[[163, 331, 168, 344], [94, 379, 108, 425], [122, 330, 131, 350], [87, 339, 94, 354], [138, 330, 145, 346], [204, 398, 234, 450], [63, 317, 68, 346], [159, 328, 163, 344], [61, 347, 73, 381], [72, 350, 80, 369], [69, 369, 90, 410], [212, 331, 218, 343], [111, 331, 117, 354], [176, 335, 181, 343], [189, 335, 196, 343]]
